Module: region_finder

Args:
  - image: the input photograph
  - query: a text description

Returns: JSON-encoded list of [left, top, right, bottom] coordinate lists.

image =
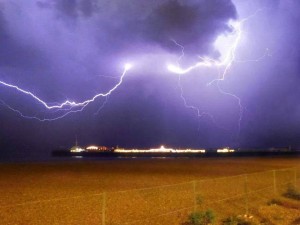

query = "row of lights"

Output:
[[71, 145, 235, 154], [70, 145, 108, 153], [114, 146, 234, 154]]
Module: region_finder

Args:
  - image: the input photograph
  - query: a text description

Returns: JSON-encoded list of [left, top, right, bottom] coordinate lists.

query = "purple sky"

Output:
[[0, 0, 300, 161]]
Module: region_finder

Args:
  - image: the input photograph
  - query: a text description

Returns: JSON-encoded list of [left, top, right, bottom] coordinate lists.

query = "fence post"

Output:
[[273, 170, 277, 194], [244, 174, 249, 216], [102, 192, 106, 225], [193, 180, 197, 212], [294, 168, 297, 188]]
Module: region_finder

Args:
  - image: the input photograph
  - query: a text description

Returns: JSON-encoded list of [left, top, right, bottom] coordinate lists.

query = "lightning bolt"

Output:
[[171, 39, 221, 131], [94, 96, 109, 116], [168, 9, 270, 140], [0, 63, 132, 121], [0, 8, 268, 132], [168, 20, 242, 75]]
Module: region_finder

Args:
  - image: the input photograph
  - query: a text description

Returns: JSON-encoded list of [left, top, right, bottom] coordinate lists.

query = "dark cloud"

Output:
[[141, 0, 237, 55], [33, 0, 237, 58], [99, 0, 237, 57]]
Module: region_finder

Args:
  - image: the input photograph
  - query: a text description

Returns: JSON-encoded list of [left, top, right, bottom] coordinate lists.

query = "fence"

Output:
[[1, 168, 299, 225]]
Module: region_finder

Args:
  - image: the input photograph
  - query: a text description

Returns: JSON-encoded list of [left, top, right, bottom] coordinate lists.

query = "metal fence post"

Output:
[[193, 180, 196, 212], [244, 174, 249, 216], [273, 170, 277, 194], [102, 193, 106, 225], [294, 168, 297, 188]]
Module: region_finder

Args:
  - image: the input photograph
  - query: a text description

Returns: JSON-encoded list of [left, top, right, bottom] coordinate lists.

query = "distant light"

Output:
[[124, 63, 133, 70], [70, 146, 85, 153], [86, 146, 99, 150], [217, 148, 235, 153]]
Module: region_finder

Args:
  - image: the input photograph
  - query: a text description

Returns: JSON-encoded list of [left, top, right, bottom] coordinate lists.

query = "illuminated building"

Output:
[[85, 146, 109, 151], [99, 146, 108, 151], [70, 145, 85, 153], [217, 147, 235, 153], [86, 146, 98, 151], [114, 145, 206, 153]]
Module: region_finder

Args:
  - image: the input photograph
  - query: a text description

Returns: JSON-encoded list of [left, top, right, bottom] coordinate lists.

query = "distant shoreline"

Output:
[[52, 150, 300, 158]]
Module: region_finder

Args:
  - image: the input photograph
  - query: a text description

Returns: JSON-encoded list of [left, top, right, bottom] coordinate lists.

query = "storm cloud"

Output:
[[142, 0, 237, 55], [1, 0, 300, 161], [2, 0, 237, 66], [0, 0, 238, 102]]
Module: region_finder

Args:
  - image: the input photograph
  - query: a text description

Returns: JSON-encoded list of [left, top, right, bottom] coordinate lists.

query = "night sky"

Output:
[[1, 0, 300, 161]]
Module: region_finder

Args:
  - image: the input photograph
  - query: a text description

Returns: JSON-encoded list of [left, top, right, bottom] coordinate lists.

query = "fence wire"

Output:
[[0, 168, 299, 225]]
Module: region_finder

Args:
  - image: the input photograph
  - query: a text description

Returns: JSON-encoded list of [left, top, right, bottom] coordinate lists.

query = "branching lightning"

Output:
[[0, 8, 268, 133], [168, 9, 269, 138], [171, 39, 221, 129], [0, 63, 132, 121]]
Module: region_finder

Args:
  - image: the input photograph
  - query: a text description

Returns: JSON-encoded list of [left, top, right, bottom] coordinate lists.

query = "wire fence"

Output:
[[0, 168, 299, 225]]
